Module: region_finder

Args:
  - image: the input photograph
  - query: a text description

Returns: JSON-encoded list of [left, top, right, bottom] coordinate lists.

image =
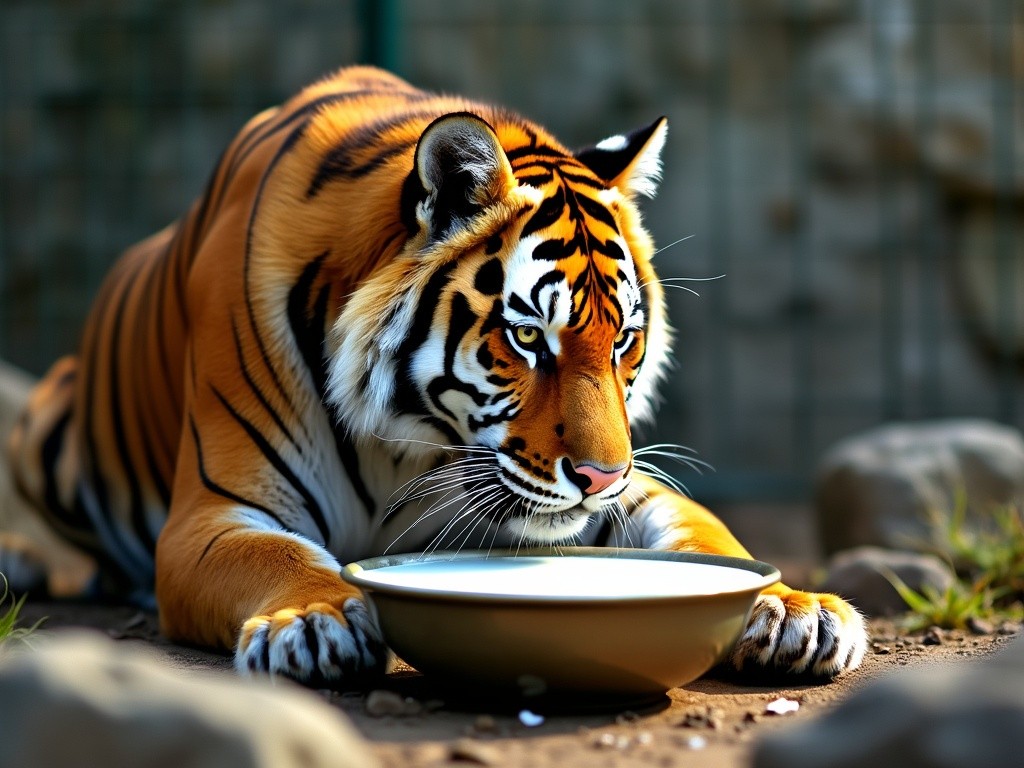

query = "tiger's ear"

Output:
[[413, 113, 516, 243], [575, 117, 668, 199]]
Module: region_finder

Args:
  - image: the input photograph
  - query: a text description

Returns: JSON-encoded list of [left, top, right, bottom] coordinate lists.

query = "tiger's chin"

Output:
[[499, 506, 594, 544]]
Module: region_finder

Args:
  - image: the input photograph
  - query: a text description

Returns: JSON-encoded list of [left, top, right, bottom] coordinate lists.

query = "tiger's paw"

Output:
[[730, 589, 867, 679], [235, 598, 387, 686]]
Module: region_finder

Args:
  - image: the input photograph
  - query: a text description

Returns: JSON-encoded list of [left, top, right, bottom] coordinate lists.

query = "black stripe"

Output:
[[228, 89, 429, 199], [530, 270, 566, 321], [107, 262, 159, 554], [232, 316, 299, 448], [210, 386, 331, 544], [187, 141, 233, 260], [39, 411, 94, 542], [558, 169, 606, 189], [136, 252, 174, 505], [307, 118, 420, 195], [242, 121, 310, 428], [393, 261, 457, 416], [507, 292, 539, 319], [286, 252, 330, 396], [189, 416, 287, 526], [327, 416, 377, 521], [154, 225, 183, 419], [515, 172, 554, 187], [505, 144, 567, 162], [79, 266, 153, 581], [196, 526, 233, 567], [521, 186, 565, 238], [283, 253, 378, 520], [577, 194, 619, 231]]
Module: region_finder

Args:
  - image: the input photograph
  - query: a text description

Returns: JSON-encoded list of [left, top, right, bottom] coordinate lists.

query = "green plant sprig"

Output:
[[889, 498, 1024, 632], [0, 573, 45, 649]]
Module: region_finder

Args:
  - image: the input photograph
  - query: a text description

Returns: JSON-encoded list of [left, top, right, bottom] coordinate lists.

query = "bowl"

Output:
[[342, 547, 780, 702]]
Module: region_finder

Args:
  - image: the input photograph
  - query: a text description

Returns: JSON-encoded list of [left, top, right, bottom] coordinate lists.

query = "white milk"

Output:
[[354, 556, 765, 598]]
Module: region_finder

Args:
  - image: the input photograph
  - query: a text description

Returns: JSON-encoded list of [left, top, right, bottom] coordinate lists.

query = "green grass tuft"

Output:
[[0, 573, 45, 650], [888, 497, 1024, 632]]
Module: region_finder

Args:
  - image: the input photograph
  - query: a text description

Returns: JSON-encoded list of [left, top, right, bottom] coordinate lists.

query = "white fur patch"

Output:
[[596, 134, 628, 151], [232, 509, 341, 571]]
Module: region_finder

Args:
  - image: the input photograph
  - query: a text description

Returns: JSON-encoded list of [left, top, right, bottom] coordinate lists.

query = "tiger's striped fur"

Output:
[[8, 67, 866, 682]]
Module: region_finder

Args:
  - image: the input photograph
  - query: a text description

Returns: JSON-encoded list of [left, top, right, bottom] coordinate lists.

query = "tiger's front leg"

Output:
[[156, 500, 387, 686], [629, 475, 867, 678]]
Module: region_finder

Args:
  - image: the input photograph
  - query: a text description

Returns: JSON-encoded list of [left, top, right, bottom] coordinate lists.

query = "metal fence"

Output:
[[1, 1, 1020, 503]]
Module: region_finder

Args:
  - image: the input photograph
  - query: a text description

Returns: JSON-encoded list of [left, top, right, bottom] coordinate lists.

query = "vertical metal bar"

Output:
[[992, 0, 1018, 424], [0, 10, 9, 360], [871, 0, 906, 420], [788, 0, 814, 472], [707, 0, 734, 465], [359, 0, 401, 73], [84, 10, 106, 298], [34, 8, 57, 369], [913, 0, 942, 417]]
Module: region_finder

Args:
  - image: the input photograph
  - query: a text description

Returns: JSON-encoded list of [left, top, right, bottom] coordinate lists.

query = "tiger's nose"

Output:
[[562, 459, 627, 495]]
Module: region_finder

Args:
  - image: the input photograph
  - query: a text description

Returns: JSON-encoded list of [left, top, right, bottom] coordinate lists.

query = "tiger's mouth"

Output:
[[464, 456, 631, 543], [493, 502, 595, 543]]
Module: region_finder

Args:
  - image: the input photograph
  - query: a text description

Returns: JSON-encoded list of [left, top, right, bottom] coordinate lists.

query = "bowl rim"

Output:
[[341, 547, 781, 605]]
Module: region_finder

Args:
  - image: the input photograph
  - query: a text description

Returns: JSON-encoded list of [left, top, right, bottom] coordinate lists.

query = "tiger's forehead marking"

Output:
[[502, 143, 638, 331]]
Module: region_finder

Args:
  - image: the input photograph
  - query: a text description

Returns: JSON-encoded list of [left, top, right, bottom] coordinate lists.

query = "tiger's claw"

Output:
[[730, 589, 867, 678], [235, 598, 387, 686]]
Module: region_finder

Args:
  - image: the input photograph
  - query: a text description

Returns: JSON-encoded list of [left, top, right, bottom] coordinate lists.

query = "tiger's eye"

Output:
[[516, 326, 540, 346], [614, 329, 628, 346]]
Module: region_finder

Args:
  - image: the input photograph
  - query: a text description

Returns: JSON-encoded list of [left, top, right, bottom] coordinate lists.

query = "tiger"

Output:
[[7, 66, 866, 684]]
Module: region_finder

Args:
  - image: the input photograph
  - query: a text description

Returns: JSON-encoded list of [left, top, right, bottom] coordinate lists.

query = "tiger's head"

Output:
[[328, 112, 671, 543]]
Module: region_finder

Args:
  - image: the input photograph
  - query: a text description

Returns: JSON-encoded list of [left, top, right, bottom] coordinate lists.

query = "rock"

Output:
[[815, 420, 1024, 555], [0, 631, 378, 768], [364, 689, 421, 717], [753, 635, 1024, 768], [819, 546, 956, 617]]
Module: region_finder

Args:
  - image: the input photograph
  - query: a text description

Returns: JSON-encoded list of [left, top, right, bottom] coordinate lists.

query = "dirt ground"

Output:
[[15, 599, 1021, 768]]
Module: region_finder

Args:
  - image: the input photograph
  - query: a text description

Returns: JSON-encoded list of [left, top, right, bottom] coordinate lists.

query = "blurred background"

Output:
[[1, 0, 1021, 537]]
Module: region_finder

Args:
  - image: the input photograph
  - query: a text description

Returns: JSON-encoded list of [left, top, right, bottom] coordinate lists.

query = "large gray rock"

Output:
[[815, 420, 1024, 555], [752, 635, 1024, 768], [819, 546, 955, 618], [0, 631, 379, 768]]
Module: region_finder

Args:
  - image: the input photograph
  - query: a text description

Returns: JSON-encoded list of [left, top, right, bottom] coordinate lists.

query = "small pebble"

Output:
[[594, 732, 618, 750], [676, 706, 723, 729], [764, 697, 800, 716], [967, 616, 995, 635], [873, 644, 892, 654], [686, 736, 707, 750], [518, 709, 544, 727], [997, 621, 1020, 636], [472, 714, 498, 733], [923, 627, 944, 646], [364, 689, 420, 717]]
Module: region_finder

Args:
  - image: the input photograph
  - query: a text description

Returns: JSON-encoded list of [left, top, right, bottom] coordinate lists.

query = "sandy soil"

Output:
[[15, 599, 1021, 768]]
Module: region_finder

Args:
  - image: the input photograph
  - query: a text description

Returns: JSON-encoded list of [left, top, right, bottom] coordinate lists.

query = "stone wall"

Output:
[[1, 0, 1021, 501]]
